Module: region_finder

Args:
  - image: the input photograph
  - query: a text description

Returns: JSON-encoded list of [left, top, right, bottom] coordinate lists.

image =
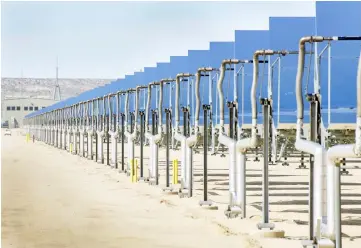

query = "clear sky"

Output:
[[1, 1, 315, 79]]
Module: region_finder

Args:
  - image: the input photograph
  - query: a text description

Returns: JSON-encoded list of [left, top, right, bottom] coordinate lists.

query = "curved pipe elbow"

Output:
[[217, 63, 226, 127], [125, 130, 136, 141], [186, 134, 197, 147], [251, 50, 259, 123], [109, 130, 119, 138], [194, 72, 201, 123], [236, 138, 252, 151], [328, 144, 356, 163], [130, 131, 137, 141], [174, 132, 186, 142], [154, 134, 162, 144], [97, 130, 105, 136], [295, 138, 325, 155], [221, 59, 240, 65], [218, 133, 236, 149], [175, 74, 190, 131], [296, 36, 329, 120], [145, 131, 153, 140], [216, 59, 242, 127]]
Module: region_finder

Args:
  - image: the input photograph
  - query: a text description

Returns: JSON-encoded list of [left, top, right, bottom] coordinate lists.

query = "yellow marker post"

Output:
[[134, 159, 138, 182], [26, 133, 30, 142], [172, 159, 178, 185], [130, 159, 135, 183], [70, 143, 73, 153]]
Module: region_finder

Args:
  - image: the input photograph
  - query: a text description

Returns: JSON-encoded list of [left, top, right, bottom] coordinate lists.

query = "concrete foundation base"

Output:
[[301, 240, 317, 248], [178, 189, 190, 198], [301, 239, 334, 248], [224, 206, 243, 218], [138, 177, 149, 182], [199, 200, 218, 210], [148, 178, 157, 186], [162, 186, 173, 192], [253, 229, 285, 239], [257, 222, 276, 230], [162, 187, 179, 195]]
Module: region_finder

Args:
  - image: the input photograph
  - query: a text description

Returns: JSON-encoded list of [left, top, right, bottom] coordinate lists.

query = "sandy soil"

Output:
[[2, 129, 361, 248], [1, 130, 256, 248]]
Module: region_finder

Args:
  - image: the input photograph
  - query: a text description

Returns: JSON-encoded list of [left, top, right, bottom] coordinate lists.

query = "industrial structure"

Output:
[[2, 97, 56, 128], [24, 2, 361, 248], [2, 59, 61, 128]]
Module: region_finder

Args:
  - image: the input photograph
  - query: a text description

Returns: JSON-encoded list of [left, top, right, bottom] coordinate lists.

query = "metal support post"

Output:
[[101, 115, 104, 164], [139, 111, 145, 180], [257, 98, 275, 230], [95, 117, 98, 162], [121, 113, 125, 172], [113, 114, 118, 169], [165, 109, 170, 188], [199, 104, 216, 208], [298, 151, 307, 169], [340, 158, 349, 175], [182, 107, 188, 137], [304, 93, 321, 243], [107, 114, 110, 166]]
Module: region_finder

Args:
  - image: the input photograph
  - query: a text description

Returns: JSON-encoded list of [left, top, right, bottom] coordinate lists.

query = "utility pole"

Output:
[[54, 56, 62, 101]]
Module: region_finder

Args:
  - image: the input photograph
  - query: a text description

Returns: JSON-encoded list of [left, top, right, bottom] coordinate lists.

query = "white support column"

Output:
[[79, 129, 85, 157], [87, 128, 93, 159], [110, 131, 118, 167], [97, 131, 104, 163], [72, 126, 77, 155]]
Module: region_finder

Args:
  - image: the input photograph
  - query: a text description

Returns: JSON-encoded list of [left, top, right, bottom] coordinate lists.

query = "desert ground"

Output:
[[2, 129, 361, 248]]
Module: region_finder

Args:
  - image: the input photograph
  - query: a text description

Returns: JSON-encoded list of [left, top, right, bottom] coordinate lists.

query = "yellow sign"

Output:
[[172, 159, 178, 185], [131, 159, 138, 183]]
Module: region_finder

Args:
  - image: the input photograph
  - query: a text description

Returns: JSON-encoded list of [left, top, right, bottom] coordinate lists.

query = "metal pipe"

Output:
[[135, 86, 147, 130], [217, 59, 240, 127], [125, 91, 130, 129], [357, 50, 361, 118], [175, 73, 193, 130], [277, 58, 281, 126], [144, 80, 165, 183], [296, 36, 332, 131], [194, 67, 214, 128], [182, 68, 214, 197], [327, 144, 355, 248], [251, 50, 294, 144], [139, 111, 145, 179], [126, 86, 147, 140], [124, 88, 136, 173], [158, 80, 164, 135], [146, 83, 152, 130], [194, 70, 201, 128], [356, 51, 361, 155], [328, 44, 332, 126], [216, 59, 251, 212], [294, 36, 361, 245]]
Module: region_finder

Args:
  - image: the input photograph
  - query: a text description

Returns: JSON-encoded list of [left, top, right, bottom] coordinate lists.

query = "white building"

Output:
[[1, 97, 57, 127]]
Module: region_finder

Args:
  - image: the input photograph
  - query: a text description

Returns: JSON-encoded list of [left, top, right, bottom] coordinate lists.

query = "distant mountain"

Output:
[[1, 78, 112, 100]]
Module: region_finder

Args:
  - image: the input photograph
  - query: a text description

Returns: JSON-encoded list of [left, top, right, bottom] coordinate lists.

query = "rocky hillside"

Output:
[[1, 78, 112, 100]]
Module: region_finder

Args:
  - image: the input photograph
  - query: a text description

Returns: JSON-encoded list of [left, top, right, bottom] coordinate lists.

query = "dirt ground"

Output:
[[1, 130, 255, 248], [2, 129, 361, 248]]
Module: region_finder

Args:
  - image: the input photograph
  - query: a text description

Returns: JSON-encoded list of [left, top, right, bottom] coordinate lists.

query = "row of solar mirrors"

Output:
[[25, 2, 361, 248]]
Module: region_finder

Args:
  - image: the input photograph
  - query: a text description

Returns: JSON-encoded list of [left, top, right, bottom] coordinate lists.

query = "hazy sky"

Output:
[[1, 1, 315, 79]]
